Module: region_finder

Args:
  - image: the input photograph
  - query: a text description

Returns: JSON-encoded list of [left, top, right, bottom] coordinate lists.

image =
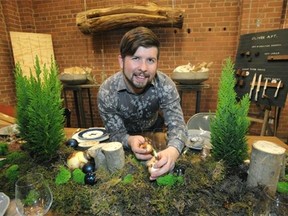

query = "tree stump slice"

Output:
[[102, 142, 125, 173], [247, 140, 286, 196], [87, 144, 106, 169]]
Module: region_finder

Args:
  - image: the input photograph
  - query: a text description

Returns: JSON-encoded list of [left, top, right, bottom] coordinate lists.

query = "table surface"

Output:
[[63, 127, 288, 151], [0, 121, 287, 151]]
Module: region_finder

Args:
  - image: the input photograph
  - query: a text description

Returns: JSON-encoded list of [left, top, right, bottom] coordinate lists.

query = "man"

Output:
[[97, 27, 188, 180]]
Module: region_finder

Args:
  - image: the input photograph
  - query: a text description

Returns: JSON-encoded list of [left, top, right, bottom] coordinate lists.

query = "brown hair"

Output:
[[119, 27, 160, 59]]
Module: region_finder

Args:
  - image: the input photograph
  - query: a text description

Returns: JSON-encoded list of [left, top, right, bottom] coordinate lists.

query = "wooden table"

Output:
[[64, 127, 288, 151], [62, 84, 100, 128], [1, 123, 287, 151], [176, 83, 210, 113]]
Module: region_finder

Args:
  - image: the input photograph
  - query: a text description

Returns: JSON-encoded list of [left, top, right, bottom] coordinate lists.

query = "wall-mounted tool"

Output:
[[249, 73, 257, 99], [274, 80, 282, 98], [261, 78, 268, 98], [255, 74, 262, 101]]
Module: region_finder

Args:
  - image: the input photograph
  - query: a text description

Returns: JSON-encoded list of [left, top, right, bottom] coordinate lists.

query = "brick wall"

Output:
[[0, 0, 287, 139]]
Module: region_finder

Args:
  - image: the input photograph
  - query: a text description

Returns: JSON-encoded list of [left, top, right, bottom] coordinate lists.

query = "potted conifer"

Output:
[[210, 58, 250, 167], [15, 56, 65, 163]]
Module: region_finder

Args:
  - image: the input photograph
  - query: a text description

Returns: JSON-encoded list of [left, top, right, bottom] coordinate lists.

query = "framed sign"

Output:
[[234, 29, 288, 108]]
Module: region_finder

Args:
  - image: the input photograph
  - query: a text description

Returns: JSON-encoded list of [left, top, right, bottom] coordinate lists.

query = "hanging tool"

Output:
[[274, 80, 282, 98], [249, 73, 257, 99], [261, 78, 268, 98], [255, 74, 262, 101]]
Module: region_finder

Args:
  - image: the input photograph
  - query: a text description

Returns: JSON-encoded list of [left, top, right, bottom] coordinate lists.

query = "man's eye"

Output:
[[132, 57, 139, 61], [147, 59, 155, 64]]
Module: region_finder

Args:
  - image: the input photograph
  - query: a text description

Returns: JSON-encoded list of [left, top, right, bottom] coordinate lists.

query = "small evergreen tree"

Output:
[[15, 56, 65, 163], [210, 58, 250, 167]]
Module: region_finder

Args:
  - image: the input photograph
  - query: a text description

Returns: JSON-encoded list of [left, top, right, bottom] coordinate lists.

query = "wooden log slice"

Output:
[[247, 140, 286, 196], [102, 142, 125, 173]]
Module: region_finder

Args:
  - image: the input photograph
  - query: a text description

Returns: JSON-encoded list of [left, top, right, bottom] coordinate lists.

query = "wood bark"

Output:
[[247, 140, 286, 196], [88, 141, 125, 173], [87, 143, 107, 170], [76, 2, 184, 34], [102, 142, 125, 173]]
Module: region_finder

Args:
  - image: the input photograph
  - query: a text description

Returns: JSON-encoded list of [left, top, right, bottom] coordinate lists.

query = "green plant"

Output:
[[210, 58, 250, 167], [15, 56, 65, 163]]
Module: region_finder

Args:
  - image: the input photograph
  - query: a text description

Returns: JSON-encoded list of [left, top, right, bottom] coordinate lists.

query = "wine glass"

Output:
[[15, 173, 53, 216]]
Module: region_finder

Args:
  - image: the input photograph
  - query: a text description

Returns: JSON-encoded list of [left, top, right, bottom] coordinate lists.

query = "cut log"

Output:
[[87, 142, 125, 173], [87, 143, 106, 169], [247, 140, 286, 196], [76, 2, 184, 34], [102, 142, 125, 173]]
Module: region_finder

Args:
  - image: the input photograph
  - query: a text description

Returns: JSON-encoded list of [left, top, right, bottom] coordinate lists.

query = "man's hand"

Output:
[[148, 146, 180, 180], [128, 135, 153, 160]]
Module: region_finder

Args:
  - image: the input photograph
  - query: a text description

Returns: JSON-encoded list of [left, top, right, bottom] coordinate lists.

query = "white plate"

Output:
[[186, 129, 212, 150], [72, 127, 109, 143], [0, 192, 10, 216]]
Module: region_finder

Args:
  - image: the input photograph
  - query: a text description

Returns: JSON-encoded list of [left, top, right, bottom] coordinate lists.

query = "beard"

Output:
[[123, 67, 152, 90]]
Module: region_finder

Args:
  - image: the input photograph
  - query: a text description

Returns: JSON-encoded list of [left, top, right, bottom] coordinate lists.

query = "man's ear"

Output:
[[118, 55, 123, 69]]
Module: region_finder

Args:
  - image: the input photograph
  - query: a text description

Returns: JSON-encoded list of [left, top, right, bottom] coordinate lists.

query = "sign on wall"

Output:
[[234, 29, 288, 108], [10, 32, 54, 77]]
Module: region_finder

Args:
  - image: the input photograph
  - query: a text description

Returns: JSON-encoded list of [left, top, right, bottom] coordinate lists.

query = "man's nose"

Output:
[[139, 60, 148, 71]]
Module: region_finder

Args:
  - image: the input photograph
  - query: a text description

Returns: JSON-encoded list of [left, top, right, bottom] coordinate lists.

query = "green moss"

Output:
[[72, 168, 85, 185], [5, 164, 19, 182], [277, 182, 288, 194], [6, 151, 29, 164], [24, 189, 40, 206], [1, 151, 31, 172], [55, 166, 71, 185], [156, 173, 183, 186], [122, 174, 133, 184], [0, 146, 258, 215], [0, 142, 8, 155]]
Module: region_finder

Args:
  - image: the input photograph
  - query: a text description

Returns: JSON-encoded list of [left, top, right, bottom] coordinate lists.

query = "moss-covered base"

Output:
[[1, 142, 287, 215]]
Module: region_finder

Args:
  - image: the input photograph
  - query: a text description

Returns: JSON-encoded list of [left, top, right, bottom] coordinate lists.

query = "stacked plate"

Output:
[[72, 127, 109, 148], [185, 129, 212, 150]]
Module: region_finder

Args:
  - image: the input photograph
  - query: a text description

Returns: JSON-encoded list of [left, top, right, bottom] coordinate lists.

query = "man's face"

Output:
[[118, 46, 158, 93]]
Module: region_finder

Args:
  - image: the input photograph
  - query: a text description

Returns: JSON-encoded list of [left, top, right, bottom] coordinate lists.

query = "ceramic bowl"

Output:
[[59, 73, 87, 85], [171, 71, 209, 84]]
